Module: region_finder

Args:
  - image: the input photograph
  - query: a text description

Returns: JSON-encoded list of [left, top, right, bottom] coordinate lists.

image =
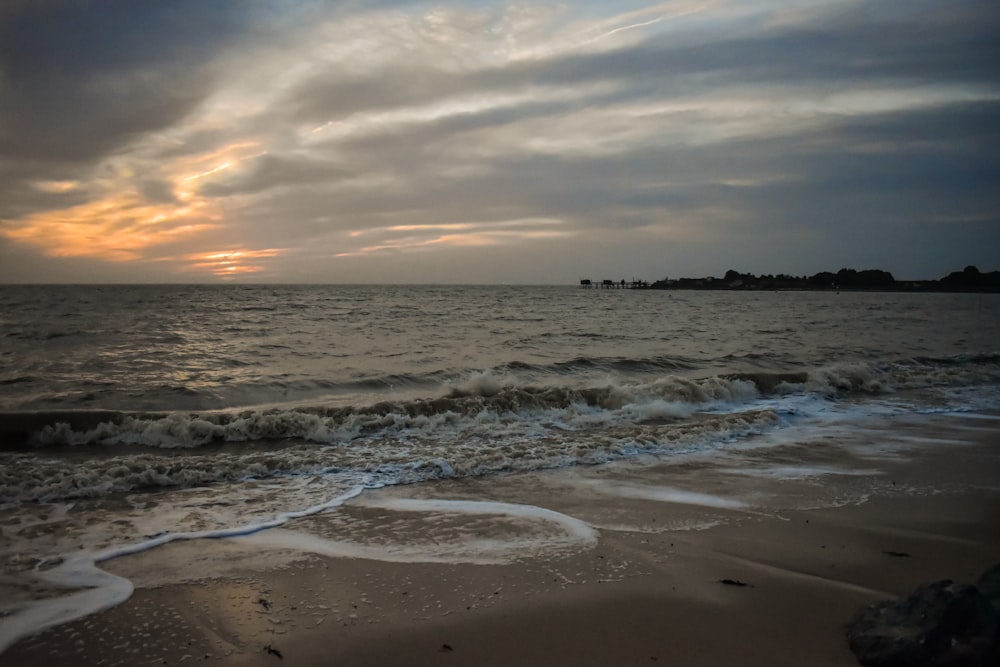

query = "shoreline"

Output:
[[5, 412, 999, 666]]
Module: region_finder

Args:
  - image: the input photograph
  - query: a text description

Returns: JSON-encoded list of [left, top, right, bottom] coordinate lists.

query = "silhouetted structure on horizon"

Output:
[[579, 278, 649, 289], [580, 266, 1000, 292]]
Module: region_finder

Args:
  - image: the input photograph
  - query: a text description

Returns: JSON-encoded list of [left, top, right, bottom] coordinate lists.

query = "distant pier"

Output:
[[579, 279, 649, 289]]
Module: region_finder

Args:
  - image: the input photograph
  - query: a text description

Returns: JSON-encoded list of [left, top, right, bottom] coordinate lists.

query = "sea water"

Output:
[[1, 285, 998, 651]]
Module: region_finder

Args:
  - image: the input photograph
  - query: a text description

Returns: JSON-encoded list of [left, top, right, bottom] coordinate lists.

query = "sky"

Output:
[[0, 0, 998, 284]]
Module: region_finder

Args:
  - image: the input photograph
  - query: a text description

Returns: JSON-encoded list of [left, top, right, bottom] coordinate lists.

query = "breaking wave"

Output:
[[3, 354, 994, 450], [1, 354, 996, 503], [1, 409, 780, 503], [10, 373, 766, 449]]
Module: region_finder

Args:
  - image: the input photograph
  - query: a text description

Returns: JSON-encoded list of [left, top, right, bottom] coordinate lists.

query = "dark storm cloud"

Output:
[[523, 99, 1000, 232], [534, 6, 1000, 90], [245, 0, 999, 275], [281, 1, 1000, 127], [0, 0, 255, 163], [200, 155, 352, 197], [0, 177, 90, 221], [1, 0, 998, 282], [231, 94, 999, 275]]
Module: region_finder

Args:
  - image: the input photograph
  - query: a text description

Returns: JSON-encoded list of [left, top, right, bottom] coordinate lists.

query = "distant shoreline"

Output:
[[582, 266, 1000, 293]]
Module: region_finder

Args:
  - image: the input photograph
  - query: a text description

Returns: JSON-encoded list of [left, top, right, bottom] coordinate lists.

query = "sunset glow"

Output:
[[0, 138, 274, 272], [31, 180, 80, 194], [2, 7, 999, 666], [186, 248, 287, 276], [2, 191, 221, 262], [182, 162, 233, 182], [1, 1, 996, 283]]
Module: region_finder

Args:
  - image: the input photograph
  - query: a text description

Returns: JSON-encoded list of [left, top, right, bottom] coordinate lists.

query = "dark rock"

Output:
[[847, 579, 1000, 666], [719, 579, 749, 587], [977, 563, 1000, 612]]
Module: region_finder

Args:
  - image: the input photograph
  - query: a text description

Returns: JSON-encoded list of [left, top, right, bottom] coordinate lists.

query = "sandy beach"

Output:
[[5, 412, 999, 667]]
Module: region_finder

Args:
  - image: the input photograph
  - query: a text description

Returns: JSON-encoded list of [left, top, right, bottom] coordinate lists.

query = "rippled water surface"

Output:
[[1, 285, 998, 653], [2, 285, 996, 412]]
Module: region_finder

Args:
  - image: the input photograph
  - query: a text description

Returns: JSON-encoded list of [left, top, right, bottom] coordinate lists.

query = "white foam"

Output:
[[239, 497, 598, 565], [580, 479, 747, 510], [885, 434, 974, 447], [449, 370, 506, 397], [0, 484, 366, 654], [721, 465, 883, 480], [595, 519, 725, 533], [0, 555, 133, 654], [357, 497, 599, 544], [622, 399, 695, 421], [643, 375, 760, 405]]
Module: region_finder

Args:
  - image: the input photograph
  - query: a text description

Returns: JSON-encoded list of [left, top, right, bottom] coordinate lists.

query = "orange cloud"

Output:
[[1, 140, 271, 270], [31, 180, 80, 194], [168, 141, 267, 201], [335, 229, 571, 258], [335, 217, 572, 257], [2, 190, 222, 262], [185, 248, 287, 277]]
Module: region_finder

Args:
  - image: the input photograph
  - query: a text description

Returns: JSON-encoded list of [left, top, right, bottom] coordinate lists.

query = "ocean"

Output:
[[1, 284, 999, 652]]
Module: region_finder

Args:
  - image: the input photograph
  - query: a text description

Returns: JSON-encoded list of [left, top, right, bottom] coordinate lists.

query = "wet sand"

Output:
[[5, 413, 999, 666]]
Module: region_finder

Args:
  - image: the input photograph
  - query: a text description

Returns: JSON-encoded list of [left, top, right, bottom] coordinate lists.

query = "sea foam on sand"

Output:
[[3, 410, 999, 666]]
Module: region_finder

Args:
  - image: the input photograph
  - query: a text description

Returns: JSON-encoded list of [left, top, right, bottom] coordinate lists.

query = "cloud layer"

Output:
[[1, 0, 998, 282]]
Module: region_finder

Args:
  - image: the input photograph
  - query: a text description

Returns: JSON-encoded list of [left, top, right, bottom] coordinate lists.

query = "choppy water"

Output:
[[1, 285, 999, 651]]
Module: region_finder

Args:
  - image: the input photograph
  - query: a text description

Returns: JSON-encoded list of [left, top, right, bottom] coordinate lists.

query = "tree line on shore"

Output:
[[645, 265, 1000, 292]]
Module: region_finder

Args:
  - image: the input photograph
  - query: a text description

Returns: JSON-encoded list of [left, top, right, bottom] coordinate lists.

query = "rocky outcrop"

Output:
[[977, 563, 1000, 610], [847, 572, 1000, 667]]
